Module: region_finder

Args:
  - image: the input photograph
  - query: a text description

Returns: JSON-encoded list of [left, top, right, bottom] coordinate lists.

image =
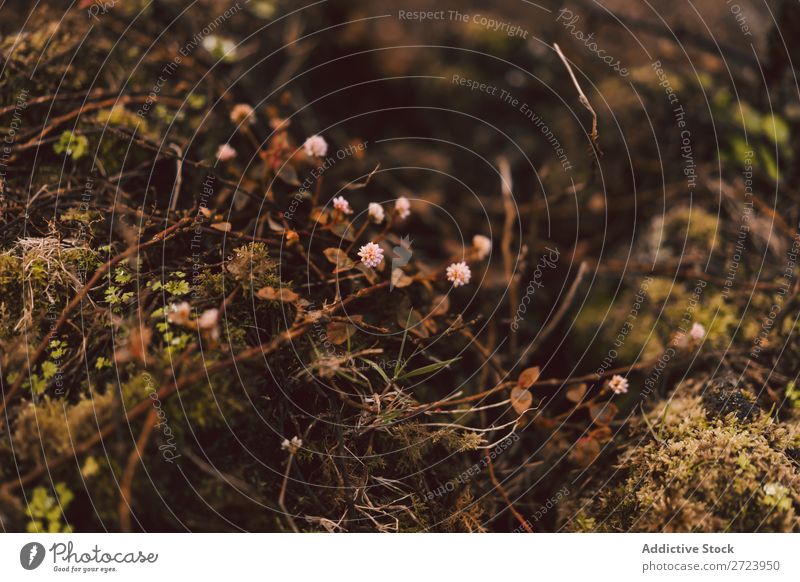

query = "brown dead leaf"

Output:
[[210, 222, 232, 232], [510, 386, 533, 414], [256, 286, 300, 302], [391, 268, 413, 289], [326, 322, 355, 345], [429, 295, 450, 317]]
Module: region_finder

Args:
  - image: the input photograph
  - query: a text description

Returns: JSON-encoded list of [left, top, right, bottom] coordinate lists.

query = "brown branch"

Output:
[[553, 43, 601, 154], [278, 453, 300, 533], [485, 449, 532, 532], [523, 261, 589, 361], [497, 156, 518, 354], [9, 95, 184, 158], [118, 407, 159, 532]]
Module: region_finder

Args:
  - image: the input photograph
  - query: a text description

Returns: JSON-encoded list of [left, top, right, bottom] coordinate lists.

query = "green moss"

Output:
[[0, 253, 21, 286], [12, 392, 115, 466], [226, 242, 279, 293], [561, 378, 800, 532]]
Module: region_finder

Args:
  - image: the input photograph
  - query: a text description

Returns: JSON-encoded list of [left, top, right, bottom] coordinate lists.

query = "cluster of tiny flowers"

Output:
[[303, 134, 328, 158], [473, 234, 492, 260], [281, 436, 303, 454], [368, 202, 385, 224], [607, 374, 629, 395], [216, 143, 236, 162], [446, 262, 472, 287], [690, 322, 706, 340], [395, 196, 411, 219], [358, 242, 384, 268], [230, 103, 255, 125], [333, 196, 353, 215]]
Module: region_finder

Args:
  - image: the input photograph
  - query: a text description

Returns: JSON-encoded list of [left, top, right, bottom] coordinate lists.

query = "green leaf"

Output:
[[397, 357, 460, 381], [359, 358, 391, 385], [54, 130, 89, 160], [41, 361, 58, 380]]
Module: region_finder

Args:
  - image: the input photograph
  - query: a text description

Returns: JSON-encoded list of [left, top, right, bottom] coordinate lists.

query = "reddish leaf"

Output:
[[588, 401, 618, 426], [566, 383, 587, 403], [518, 366, 541, 389], [570, 437, 601, 468]]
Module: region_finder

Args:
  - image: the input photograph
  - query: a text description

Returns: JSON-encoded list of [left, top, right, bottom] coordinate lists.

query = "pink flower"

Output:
[[198, 308, 219, 330], [216, 143, 236, 162], [690, 322, 705, 340], [303, 134, 328, 157], [230, 103, 255, 125], [473, 235, 492, 260], [607, 374, 629, 395], [395, 196, 411, 220], [368, 202, 385, 224], [167, 302, 191, 325], [332, 196, 352, 215], [446, 262, 471, 287], [358, 242, 384, 268]]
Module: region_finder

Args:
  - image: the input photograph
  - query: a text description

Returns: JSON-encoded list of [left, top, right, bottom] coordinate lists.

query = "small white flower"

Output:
[[395, 196, 411, 220], [690, 322, 706, 341], [167, 302, 191, 326], [368, 202, 385, 224], [303, 134, 328, 157], [473, 234, 492, 260], [198, 308, 219, 330], [763, 482, 787, 497], [607, 374, 629, 395], [230, 103, 255, 125], [202, 36, 237, 61], [358, 242, 384, 268], [446, 262, 471, 287], [281, 436, 303, 454], [216, 143, 237, 162]]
